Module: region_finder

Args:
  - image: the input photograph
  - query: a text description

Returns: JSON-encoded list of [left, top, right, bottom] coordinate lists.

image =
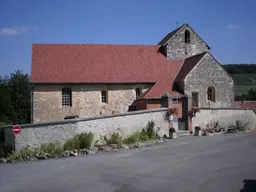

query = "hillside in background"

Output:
[[222, 64, 256, 97], [222, 64, 256, 74]]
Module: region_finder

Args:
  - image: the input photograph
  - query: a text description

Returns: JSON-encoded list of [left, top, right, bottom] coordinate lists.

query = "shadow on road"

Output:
[[240, 180, 256, 192]]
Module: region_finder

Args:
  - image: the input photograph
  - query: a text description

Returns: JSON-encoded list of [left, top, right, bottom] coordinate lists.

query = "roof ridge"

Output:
[[32, 43, 160, 47], [158, 24, 186, 45], [185, 51, 208, 59]]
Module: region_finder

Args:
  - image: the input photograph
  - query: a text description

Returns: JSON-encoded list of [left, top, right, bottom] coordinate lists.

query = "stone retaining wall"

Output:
[[9, 108, 169, 151], [192, 108, 256, 132]]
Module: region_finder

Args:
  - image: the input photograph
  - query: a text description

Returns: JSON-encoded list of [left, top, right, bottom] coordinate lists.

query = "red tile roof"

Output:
[[31, 44, 180, 83], [31, 44, 184, 98], [174, 52, 207, 83], [143, 74, 184, 99], [235, 101, 256, 109]]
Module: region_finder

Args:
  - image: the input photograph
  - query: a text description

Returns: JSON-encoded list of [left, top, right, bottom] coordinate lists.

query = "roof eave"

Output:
[[30, 81, 157, 84]]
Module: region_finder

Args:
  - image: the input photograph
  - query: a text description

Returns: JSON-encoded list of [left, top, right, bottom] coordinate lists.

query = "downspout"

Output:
[[31, 83, 34, 123]]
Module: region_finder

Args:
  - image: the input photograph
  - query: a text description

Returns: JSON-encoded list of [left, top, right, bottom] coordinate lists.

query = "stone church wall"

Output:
[[32, 83, 153, 123], [184, 52, 235, 108]]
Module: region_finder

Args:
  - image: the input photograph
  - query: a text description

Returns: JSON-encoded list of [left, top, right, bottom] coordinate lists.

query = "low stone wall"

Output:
[[7, 108, 169, 151], [192, 108, 256, 131]]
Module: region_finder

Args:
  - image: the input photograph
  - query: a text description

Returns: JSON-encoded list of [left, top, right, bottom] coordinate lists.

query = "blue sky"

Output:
[[0, 0, 255, 76]]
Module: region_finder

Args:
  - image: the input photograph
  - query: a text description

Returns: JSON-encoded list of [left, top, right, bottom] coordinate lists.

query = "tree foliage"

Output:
[[0, 70, 31, 125], [235, 88, 256, 101], [222, 64, 256, 74]]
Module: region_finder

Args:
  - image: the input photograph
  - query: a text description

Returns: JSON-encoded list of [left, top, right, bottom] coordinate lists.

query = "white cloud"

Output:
[[0, 25, 38, 36], [226, 24, 236, 29]]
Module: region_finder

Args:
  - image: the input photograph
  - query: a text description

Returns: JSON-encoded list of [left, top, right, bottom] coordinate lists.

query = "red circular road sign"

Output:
[[12, 125, 21, 135]]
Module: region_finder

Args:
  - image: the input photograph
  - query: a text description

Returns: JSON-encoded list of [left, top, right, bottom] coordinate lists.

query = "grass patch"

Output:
[[232, 73, 256, 85], [231, 73, 256, 96]]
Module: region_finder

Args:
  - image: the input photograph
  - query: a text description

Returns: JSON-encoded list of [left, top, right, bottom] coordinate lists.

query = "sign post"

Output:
[[12, 125, 21, 135]]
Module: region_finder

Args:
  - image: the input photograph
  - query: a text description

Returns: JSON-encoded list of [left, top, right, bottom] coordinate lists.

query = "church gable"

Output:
[[184, 52, 234, 108], [185, 52, 234, 84], [158, 24, 210, 59]]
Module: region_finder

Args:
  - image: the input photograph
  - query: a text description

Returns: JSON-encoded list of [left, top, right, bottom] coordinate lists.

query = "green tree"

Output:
[[0, 76, 11, 125], [8, 70, 31, 124], [0, 70, 31, 125], [235, 89, 256, 101]]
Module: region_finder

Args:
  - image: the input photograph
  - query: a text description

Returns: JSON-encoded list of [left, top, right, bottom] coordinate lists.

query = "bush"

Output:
[[139, 128, 149, 141], [123, 120, 160, 144], [40, 143, 63, 157], [205, 120, 219, 133], [123, 132, 141, 144], [227, 120, 249, 133], [0, 122, 9, 127], [5, 142, 63, 162], [5, 132, 94, 162], [6, 150, 25, 162], [103, 132, 122, 145], [7, 146, 35, 162], [146, 120, 156, 139], [64, 132, 94, 150], [235, 120, 249, 132], [63, 137, 79, 151], [78, 132, 94, 149]]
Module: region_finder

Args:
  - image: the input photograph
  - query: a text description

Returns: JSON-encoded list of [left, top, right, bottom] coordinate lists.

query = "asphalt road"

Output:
[[0, 132, 256, 192]]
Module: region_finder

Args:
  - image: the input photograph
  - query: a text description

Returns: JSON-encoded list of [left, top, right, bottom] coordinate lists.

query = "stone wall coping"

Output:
[[0, 108, 168, 129], [1, 107, 254, 130], [199, 107, 255, 110]]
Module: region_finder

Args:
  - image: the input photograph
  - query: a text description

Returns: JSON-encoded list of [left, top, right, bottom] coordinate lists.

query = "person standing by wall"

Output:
[[168, 108, 177, 128], [169, 112, 174, 128], [168, 108, 177, 139]]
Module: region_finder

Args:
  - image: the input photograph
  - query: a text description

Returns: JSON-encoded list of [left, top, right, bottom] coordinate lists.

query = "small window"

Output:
[[185, 30, 190, 44], [62, 88, 72, 107], [101, 90, 108, 103], [207, 87, 215, 102], [192, 92, 199, 107], [135, 88, 141, 99]]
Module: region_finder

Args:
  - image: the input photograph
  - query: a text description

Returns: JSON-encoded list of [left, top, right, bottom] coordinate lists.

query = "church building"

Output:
[[31, 24, 235, 124]]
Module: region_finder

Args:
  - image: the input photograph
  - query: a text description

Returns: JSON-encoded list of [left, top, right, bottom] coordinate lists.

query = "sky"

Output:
[[0, 0, 255, 76]]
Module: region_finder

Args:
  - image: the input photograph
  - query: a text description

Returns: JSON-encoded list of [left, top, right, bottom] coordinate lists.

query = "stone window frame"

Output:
[[185, 30, 191, 44], [207, 86, 216, 102], [101, 89, 108, 104], [135, 88, 142, 99], [62, 87, 72, 107]]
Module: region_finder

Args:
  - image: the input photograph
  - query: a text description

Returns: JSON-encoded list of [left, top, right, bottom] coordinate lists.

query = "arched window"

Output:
[[185, 30, 190, 44], [62, 88, 72, 107], [135, 88, 141, 99], [207, 87, 215, 102], [101, 90, 108, 103]]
